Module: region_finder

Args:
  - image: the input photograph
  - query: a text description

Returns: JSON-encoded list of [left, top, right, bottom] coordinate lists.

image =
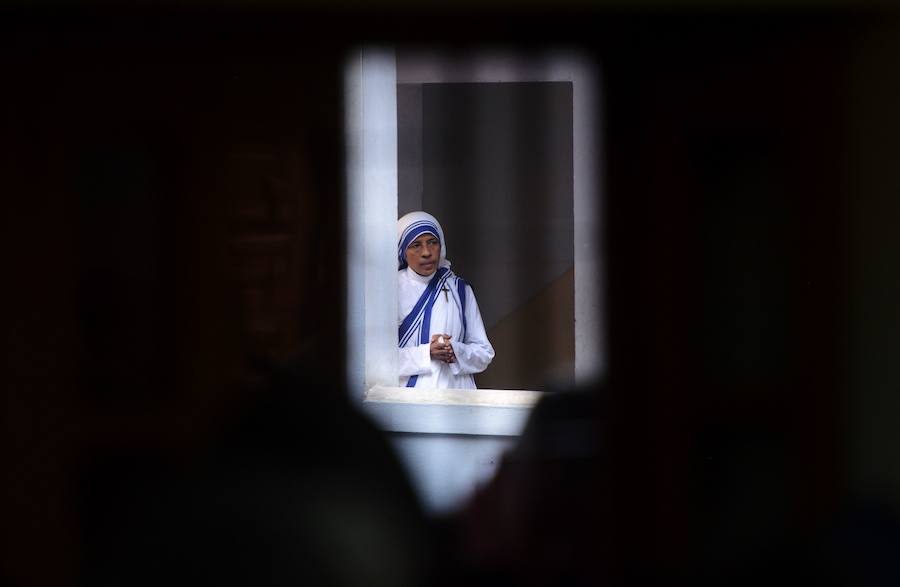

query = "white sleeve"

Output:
[[399, 343, 432, 377], [449, 285, 495, 376]]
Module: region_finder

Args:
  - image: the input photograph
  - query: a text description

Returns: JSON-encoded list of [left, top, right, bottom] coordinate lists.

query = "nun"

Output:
[[397, 211, 495, 389]]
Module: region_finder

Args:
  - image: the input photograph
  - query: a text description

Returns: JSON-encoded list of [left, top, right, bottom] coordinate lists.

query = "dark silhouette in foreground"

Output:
[[81, 359, 435, 587]]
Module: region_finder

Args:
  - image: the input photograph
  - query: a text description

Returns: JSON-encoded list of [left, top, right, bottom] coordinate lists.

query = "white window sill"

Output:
[[361, 385, 543, 436]]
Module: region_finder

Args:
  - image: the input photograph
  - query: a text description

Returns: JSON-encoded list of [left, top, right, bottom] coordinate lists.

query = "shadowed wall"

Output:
[[399, 81, 575, 390]]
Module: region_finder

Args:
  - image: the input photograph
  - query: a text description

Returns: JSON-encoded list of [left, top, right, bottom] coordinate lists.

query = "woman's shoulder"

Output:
[[450, 271, 470, 286], [450, 273, 476, 297]]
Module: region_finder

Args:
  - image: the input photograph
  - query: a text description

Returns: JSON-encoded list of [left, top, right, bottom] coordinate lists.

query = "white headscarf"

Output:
[[397, 211, 451, 271]]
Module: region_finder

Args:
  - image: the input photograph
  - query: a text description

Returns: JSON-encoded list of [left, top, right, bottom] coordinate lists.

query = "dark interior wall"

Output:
[[397, 83, 424, 213], [598, 17, 890, 575], [845, 20, 900, 507], [4, 17, 345, 585], [412, 81, 575, 389], [421, 82, 574, 329]]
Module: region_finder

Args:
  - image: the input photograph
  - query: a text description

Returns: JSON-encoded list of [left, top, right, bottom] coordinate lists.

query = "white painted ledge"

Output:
[[361, 385, 544, 436], [365, 385, 543, 407]]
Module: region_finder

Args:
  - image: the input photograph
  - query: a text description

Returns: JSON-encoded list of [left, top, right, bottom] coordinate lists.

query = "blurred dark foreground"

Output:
[[76, 370, 900, 586], [5, 3, 900, 586]]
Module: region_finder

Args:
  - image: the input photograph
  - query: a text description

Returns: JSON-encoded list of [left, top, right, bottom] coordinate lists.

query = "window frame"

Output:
[[344, 47, 603, 435]]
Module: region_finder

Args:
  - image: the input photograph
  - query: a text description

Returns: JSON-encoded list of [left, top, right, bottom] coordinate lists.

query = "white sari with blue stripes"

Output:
[[397, 266, 495, 389]]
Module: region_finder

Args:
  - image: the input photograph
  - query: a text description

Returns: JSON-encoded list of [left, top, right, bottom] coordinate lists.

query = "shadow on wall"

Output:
[[478, 266, 575, 390]]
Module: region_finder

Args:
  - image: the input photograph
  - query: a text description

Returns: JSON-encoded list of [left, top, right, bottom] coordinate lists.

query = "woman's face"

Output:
[[405, 233, 441, 276]]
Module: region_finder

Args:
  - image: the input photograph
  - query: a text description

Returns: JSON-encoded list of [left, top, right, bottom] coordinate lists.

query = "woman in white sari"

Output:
[[397, 211, 494, 389]]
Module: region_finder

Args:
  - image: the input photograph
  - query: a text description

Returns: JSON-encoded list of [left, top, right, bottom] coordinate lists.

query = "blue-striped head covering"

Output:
[[397, 211, 450, 271]]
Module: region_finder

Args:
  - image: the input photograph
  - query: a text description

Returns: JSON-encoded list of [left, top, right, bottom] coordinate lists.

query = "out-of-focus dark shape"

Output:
[[81, 358, 435, 587], [455, 386, 610, 586], [450, 384, 900, 586]]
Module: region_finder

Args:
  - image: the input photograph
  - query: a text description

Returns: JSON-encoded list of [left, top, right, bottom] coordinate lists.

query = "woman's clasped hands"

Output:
[[429, 334, 455, 363]]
